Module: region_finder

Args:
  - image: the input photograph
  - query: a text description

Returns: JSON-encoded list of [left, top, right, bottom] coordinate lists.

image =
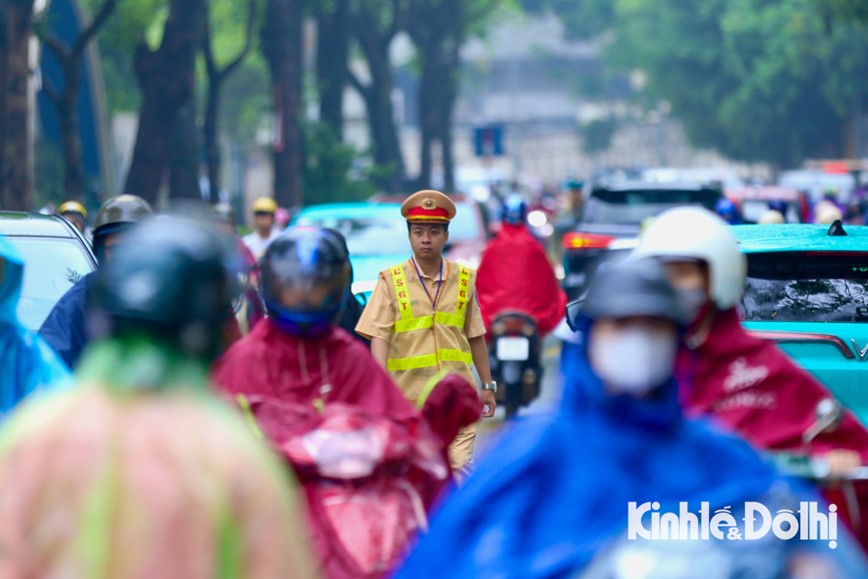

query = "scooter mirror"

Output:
[[803, 398, 844, 452], [565, 299, 583, 333], [816, 398, 843, 430]]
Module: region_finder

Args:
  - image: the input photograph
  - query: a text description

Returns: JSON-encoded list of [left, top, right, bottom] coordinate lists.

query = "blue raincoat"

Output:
[[39, 272, 93, 369], [0, 236, 71, 416], [397, 315, 858, 578]]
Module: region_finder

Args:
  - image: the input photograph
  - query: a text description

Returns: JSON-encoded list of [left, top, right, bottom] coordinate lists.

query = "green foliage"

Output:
[[530, 0, 868, 166], [580, 117, 617, 153], [302, 121, 376, 205]]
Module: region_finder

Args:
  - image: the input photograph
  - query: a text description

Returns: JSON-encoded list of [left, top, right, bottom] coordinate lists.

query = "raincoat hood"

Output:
[[396, 313, 786, 578], [0, 235, 71, 416], [0, 236, 24, 324], [569, 313, 682, 432]]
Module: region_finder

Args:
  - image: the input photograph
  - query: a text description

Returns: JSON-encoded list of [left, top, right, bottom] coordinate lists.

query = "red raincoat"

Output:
[[677, 308, 868, 546], [212, 321, 476, 577], [476, 224, 567, 337]]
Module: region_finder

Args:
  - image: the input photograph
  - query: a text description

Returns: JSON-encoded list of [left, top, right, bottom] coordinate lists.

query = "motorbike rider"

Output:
[[476, 194, 567, 338], [213, 227, 478, 577], [322, 228, 369, 345], [39, 194, 152, 369], [633, 206, 868, 546], [216, 202, 265, 333], [715, 197, 743, 225], [0, 216, 317, 577], [0, 235, 71, 417], [58, 200, 89, 237], [398, 259, 867, 577], [243, 196, 281, 260]]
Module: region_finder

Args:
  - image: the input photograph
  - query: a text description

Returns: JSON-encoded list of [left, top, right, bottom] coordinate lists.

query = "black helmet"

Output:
[[92, 195, 153, 261], [579, 259, 685, 325], [260, 228, 350, 339], [91, 216, 238, 361]]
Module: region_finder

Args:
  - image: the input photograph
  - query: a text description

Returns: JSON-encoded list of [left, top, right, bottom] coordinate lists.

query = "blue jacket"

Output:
[[396, 315, 853, 578], [39, 271, 93, 369], [0, 236, 71, 415]]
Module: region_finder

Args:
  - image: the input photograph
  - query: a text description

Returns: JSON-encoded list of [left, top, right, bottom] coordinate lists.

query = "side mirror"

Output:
[[803, 398, 844, 453], [565, 299, 583, 332]]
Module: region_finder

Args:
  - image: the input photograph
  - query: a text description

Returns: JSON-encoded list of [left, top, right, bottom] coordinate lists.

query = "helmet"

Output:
[[758, 210, 785, 224], [632, 207, 746, 310], [252, 197, 278, 214], [58, 200, 87, 220], [91, 216, 238, 361], [580, 259, 685, 325], [92, 195, 153, 262], [714, 197, 742, 225], [501, 194, 527, 226], [260, 228, 350, 338], [93, 194, 152, 233], [815, 201, 843, 225]]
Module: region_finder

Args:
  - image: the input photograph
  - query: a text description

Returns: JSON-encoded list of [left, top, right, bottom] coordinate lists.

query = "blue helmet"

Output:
[[501, 195, 528, 226], [260, 228, 351, 339], [715, 197, 742, 225]]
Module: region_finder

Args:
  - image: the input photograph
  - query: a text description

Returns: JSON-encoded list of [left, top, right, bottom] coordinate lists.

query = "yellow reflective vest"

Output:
[[383, 259, 476, 402]]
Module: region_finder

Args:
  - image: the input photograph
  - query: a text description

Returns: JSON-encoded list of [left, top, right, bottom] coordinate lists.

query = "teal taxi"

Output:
[[734, 223, 868, 424]]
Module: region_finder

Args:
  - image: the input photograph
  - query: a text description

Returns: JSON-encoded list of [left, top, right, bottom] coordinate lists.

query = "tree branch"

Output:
[[202, 2, 218, 80], [41, 74, 62, 106], [37, 28, 72, 62], [347, 67, 371, 101], [73, 0, 117, 56], [222, 0, 257, 79]]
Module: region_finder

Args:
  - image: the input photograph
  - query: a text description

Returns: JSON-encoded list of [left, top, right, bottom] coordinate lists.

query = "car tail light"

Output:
[[563, 232, 615, 250]]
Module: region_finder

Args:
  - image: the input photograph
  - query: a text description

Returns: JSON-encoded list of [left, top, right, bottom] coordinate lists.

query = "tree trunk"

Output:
[[168, 99, 201, 199], [124, 0, 204, 204], [352, 15, 405, 193], [58, 59, 85, 197], [316, 0, 349, 139], [261, 0, 304, 209], [203, 79, 222, 203], [1, 0, 35, 211]]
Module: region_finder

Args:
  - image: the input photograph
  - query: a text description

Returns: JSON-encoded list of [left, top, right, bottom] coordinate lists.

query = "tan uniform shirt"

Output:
[[356, 257, 485, 400]]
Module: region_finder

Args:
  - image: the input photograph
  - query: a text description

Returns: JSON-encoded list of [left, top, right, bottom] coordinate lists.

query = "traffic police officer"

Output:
[[356, 190, 496, 475]]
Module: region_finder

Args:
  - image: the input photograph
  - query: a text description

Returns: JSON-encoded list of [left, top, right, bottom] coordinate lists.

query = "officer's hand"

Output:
[[480, 389, 496, 418]]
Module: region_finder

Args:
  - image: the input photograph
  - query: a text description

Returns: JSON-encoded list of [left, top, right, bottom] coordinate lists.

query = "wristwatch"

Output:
[[482, 381, 498, 393]]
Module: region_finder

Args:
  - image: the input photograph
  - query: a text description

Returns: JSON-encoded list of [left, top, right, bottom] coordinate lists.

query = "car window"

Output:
[[451, 203, 481, 241], [6, 237, 93, 330], [582, 189, 720, 225], [293, 215, 410, 255], [740, 252, 868, 323]]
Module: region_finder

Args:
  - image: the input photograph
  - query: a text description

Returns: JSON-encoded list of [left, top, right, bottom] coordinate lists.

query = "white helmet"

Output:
[[632, 206, 746, 309], [758, 210, 785, 224]]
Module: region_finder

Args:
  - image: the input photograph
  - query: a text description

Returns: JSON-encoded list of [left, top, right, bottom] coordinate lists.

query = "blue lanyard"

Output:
[[411, 257, 444, 311]]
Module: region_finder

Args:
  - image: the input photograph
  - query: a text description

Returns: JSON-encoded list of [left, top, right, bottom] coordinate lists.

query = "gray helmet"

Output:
[[580, 259, 685, 325], [93, 194, 153, 234]]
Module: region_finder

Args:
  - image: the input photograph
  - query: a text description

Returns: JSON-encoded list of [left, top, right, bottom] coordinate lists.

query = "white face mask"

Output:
[[589, 326, 678, 395]]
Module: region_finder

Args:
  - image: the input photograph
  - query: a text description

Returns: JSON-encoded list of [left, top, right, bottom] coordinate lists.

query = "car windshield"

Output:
[[451, 203, 482, 241], [7, 237, 93, 330], [582, 189, 719, 225], [740, 252, 868, 323], [293, 214, 410, 255]]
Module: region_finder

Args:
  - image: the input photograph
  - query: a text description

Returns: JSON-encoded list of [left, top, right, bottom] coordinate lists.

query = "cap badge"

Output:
[[422, 197, 436, 210]]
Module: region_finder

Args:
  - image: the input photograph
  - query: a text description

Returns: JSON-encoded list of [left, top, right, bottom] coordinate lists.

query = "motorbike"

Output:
[[769, 398, 868, 544], [237, 396, 447, 579], [488, 310, 543, 418]]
